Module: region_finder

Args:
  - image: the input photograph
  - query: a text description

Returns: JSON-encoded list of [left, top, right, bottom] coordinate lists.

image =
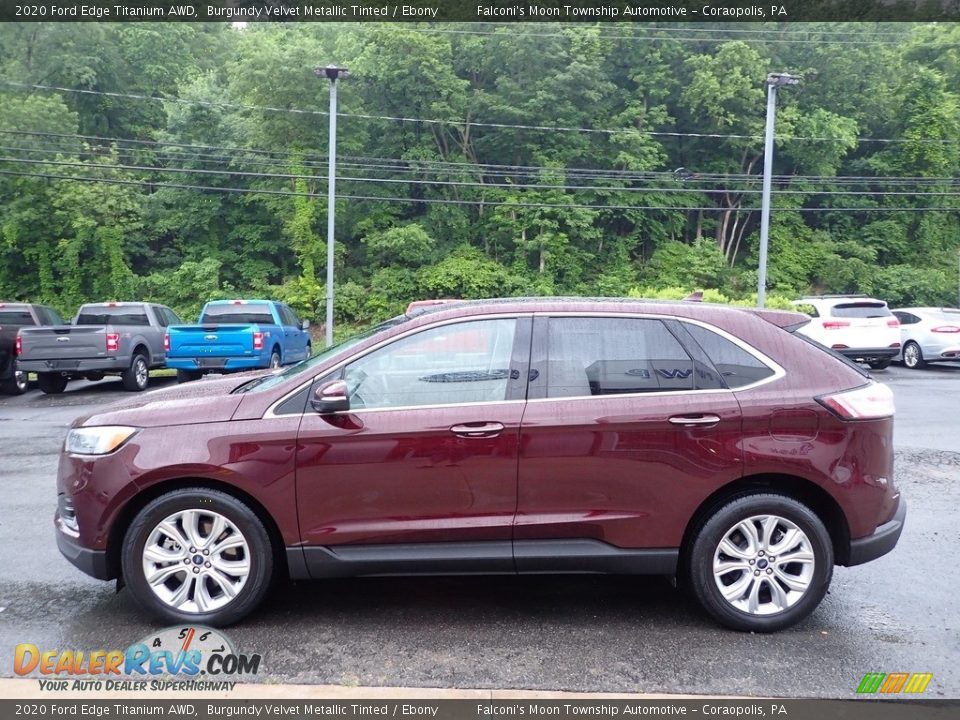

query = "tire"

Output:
[[687, 493, 833, 632], [85, 372, 105, 382], [1, 369, 28, 395], [37, 372, 68, 395], [305, 343, 312, 359], [121, 353, 150, 392], [269, 348, 281, 369], [868, 359, 891, 370], [176, 369, 203, 384], [902, 341, 926, 370], [121, 488, 274, 626]]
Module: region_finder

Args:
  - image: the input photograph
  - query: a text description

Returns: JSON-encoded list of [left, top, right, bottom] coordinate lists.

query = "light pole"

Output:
[[315, 64, 349, 347], [757, 72, 802, 308]]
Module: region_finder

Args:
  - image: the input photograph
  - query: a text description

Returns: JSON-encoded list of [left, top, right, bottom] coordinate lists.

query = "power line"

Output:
[[7, 80, 952, 145], [2, 167, 959, 213]]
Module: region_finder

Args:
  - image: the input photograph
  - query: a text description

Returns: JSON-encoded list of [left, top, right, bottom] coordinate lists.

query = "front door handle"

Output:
[[668, 414, 721, 427], [450, 422, 505, 438]]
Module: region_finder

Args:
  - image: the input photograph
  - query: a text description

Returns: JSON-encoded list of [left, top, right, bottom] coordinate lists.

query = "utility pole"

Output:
[[315, 65, 349, 347], [757, 72, 802, 308]]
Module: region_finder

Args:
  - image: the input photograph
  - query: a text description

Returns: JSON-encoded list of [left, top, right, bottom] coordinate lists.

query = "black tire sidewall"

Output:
[[37, 373, 67, 394], [122, 354, 149, 391], [689, 494, 834, 633], [121, 489, 273, 627], [270, 350, 281, 368], [904, 342, 923, 369]]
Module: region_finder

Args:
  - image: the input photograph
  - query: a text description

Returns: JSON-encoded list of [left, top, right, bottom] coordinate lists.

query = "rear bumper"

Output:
[[166, 356, 267, 372], [845, 498, 906, 566], [18, 357, 128, 374], [836, 347, 899, 362], [56, 527, 114, 580]]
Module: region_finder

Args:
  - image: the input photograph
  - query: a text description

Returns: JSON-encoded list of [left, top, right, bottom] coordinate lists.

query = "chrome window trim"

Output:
[[263, 309, 785, 418], [263, 313, 531, 419]]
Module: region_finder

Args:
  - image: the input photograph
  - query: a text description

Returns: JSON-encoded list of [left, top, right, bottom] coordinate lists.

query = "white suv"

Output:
[[791, 296, 901, 369]]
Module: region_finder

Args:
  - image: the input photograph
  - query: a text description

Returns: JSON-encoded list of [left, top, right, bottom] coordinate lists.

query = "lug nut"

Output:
[[183, 559, 190, 565], [189, 547, 196, 553], [754, 570, 760, 576], [202, 550, 209, 556], [205, 562, 211, 568], [758, 550, 765, 556], [749, 560, 755, 565], [192, 567, 200, 574], [766, 568, 773, 574]]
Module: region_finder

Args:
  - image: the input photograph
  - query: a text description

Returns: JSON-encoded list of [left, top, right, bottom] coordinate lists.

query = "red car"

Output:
[[55, 298, 904, 632]]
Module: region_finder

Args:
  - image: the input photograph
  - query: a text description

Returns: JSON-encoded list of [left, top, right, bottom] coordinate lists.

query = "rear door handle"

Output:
[[450, 422, 505, 438], [668, 414, 721, 427]]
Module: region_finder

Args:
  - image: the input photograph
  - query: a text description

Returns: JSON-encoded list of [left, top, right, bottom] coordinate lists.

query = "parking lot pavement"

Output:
[[0, 366, 957, 697]]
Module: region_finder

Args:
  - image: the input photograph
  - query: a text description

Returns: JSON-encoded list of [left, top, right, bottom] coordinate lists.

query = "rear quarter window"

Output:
[[680, 323, 776, 389]]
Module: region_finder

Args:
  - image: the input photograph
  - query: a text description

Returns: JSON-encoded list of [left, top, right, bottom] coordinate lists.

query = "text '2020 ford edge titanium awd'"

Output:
[[55, 298, 904, 632]]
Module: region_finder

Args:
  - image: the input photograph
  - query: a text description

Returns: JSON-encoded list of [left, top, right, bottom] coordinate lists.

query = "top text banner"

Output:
[[4, 0, 960, 23]]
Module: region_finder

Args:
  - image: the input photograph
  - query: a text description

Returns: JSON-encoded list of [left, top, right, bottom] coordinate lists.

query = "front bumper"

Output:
[[56, 524, 114, 580], [845, 498, 906, 566]]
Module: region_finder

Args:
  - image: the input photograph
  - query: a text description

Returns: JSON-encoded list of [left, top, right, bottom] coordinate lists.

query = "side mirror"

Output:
[[301, 319, 311, 331], [310, 379, 349, 414]]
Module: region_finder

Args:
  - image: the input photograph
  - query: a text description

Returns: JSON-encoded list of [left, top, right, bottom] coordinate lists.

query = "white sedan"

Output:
[[892, 307, 960, 369]]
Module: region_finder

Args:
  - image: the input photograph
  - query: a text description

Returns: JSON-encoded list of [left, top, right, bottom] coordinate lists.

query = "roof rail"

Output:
[[799, 294, 869, 299]]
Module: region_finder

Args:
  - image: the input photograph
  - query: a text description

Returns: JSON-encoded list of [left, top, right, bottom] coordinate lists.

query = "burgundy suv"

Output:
[[55, 299, 904, 632]]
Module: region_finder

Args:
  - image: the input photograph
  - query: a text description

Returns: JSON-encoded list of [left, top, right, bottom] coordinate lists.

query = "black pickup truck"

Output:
[[0, 302, 66, 395]]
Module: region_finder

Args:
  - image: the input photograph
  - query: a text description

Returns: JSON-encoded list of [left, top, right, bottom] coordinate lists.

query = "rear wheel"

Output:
[[121, 488, 274, 626], [687, 494, 833, 632], [1, 369, 28, 395], [902, 341, 926, 369], [121, 353, 149, 392], [37, 373, 68, 394], [269, 348, 281, 369], [85, 372, 105, 382], [176, 369, 203, 383]]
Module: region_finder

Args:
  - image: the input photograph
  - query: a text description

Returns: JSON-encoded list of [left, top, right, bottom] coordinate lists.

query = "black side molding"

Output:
[[290, 540, 680, 580]]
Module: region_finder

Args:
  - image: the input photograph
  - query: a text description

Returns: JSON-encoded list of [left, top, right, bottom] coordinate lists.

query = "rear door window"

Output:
[[200, 304, 275, 325], [77, 305, 149, 326], [546, 317, 695, 397]]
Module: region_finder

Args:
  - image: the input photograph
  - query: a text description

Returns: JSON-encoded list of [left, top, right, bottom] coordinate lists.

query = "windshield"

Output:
[[234, 315, 409, 394]]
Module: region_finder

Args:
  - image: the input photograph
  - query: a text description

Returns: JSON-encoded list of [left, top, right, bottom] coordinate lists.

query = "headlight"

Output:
[[65, 426, 139, 456]]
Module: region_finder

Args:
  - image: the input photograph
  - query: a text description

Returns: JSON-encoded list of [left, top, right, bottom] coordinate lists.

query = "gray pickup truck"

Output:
[[16, 302, 181, 394], [0, 302, 66, 395]]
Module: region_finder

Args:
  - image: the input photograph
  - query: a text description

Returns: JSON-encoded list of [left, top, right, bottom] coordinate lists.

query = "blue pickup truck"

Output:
[[165, 300, 312, 382]]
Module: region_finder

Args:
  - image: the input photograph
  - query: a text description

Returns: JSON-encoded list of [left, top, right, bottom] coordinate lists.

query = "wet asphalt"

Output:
[[0, 366, 957, 698]]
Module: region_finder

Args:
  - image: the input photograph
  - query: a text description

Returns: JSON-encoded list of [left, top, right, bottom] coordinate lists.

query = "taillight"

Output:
[[15, 333, 22, 356], [106, 333, 120, 352], [253, 332, 264, 350], [822, 320, 850, 329], [887, 318, 900, 328], [931, 325, 960, 333], [817, 382, 895, 420], [163, 334, 170, 352]]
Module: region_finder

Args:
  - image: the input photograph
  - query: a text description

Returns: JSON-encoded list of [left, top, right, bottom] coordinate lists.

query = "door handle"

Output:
[[668, 414, 721, 427], [450, 422, 504, 438]]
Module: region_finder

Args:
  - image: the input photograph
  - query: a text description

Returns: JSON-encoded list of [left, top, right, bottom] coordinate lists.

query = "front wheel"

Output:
[[687, 494, 833, 632], [121, 353, 150, 392], [902, 341, 926, 369], [1, 369, 28, 395], [121, 488, 274, 626]]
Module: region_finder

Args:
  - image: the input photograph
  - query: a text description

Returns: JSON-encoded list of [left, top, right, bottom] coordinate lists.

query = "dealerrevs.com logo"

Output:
[[14, 626, 261, 692]]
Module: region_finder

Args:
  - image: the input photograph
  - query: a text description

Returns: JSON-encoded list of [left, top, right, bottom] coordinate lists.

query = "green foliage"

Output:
[[1, 22, 959, 324]]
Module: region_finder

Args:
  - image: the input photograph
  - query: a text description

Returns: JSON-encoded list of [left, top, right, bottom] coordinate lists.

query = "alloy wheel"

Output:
[[141, 509, 251, 613], [712, 514, 815, 616]]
